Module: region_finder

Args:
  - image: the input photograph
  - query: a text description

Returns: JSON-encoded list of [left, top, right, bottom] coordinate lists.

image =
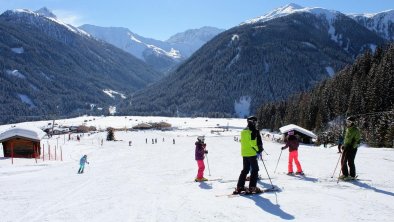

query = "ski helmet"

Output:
[[247, 116, 257, 123], [346, 116, 355, 125], [197, 136, 205, 142]]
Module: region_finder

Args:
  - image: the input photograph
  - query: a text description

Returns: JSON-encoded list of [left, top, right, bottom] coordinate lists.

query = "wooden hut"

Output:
[[279, 124, 317, 144], [0, 126, 46, 158]]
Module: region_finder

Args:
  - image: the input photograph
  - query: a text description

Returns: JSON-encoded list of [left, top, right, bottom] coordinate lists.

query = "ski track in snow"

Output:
[[0, 116, 393, 222]]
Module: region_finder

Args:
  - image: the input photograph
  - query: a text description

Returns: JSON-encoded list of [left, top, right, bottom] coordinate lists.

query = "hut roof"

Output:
[[279, 124, 317, 139], [0, 126, 46, 142], [133, 123, 152, 129]]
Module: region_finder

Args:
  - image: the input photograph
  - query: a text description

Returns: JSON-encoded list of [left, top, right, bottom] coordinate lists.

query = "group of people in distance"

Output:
[[194, 115, 361, 194]]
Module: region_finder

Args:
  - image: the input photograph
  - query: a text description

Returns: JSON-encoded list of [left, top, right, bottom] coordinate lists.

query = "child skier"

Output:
[[281, 131, 304, 175], [195, 136, 208, 182], [78, 154, 89, 174]]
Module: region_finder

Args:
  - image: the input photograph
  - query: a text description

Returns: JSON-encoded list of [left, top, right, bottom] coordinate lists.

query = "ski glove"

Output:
[[204, 150, 208, 154], [257, 153, 262, 160], [281, 147, 286, 150]]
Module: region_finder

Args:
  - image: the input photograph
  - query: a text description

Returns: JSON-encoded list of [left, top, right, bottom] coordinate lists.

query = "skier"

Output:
[[234, 116, 263, 194], [281, 131, 304, 175], [77, 154, 89, 174], [339, 117, 361, 180], [195, 136, 208, 182]]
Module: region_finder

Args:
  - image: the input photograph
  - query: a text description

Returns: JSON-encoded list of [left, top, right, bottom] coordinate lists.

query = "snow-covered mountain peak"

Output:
[[348, 9, 394, 40], [1, 7, 89, 37], [241, 4, 340, 25], [35, 7, 57, 19]]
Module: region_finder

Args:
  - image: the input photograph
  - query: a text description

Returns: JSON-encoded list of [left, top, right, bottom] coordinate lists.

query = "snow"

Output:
[[11, 47, 24, 54], [234, 96, 251, 118], [241, 3, 339, 26], [17, 94, 36, 108], [129, 34, 142, 43], [241, 4, 346, 47], [146, 44, 181, 59], [325, 66, 335, 77], [0, 126, 46, 142], [302, 42, 317, 49], [102, 89, 127, 99], [231, 34, 239, 41], [0, 116, 393, 222], [348, 10, 394, 40], [6, 69, 26, 79], [369, 44, 377, 53], [279, 124, 317, 139], [108, 106, 117, 115]]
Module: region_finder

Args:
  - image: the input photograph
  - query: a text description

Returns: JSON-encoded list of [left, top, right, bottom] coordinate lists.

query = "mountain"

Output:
[[166, 26, 226, 58], [0, 8, 162, 124], [79, 25, 224, 73], [119, 4, 387, 118], [349, 10, 394, 41]]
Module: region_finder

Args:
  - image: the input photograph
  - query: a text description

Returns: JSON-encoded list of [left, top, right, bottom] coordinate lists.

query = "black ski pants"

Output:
[[341, 148, 358, 177], [237, 156, 259, 188]]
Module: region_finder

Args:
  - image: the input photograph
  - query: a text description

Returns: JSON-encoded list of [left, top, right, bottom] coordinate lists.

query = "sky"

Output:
[[0, 0, 393, 40]]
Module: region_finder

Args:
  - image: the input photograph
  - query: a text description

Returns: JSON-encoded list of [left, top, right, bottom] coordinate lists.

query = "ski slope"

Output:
[[0, 116, 393, 222]]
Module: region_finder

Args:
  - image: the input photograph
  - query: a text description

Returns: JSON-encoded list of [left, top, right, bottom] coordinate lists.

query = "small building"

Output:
[[0, 126, 46, 158], [279, 124, 317, 144]]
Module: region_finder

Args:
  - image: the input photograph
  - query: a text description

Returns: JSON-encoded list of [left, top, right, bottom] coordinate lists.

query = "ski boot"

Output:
[[246, 187, 262, 194], [194, 177, 208, 182], [295, 171, 305, 176], [233, 186, 246, 194]]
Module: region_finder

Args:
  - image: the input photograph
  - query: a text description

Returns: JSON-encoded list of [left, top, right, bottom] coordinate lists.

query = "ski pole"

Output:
[[274, 149, 283, 173], [331, 152, 342, 178], [260, 155, 274, 188], [263, 150, 269, 155], [205, 154, 211, 176]]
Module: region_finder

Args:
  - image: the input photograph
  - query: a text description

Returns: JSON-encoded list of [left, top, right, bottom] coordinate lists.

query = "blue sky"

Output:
[[0, 0, 393, 40]]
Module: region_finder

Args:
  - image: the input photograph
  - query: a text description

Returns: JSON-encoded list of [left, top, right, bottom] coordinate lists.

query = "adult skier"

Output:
[[234, 116, 263, 194], [78, 154, 89, 174], [339, 116, 361, 180], [281, 131, 304, 175], [195, 136, 208, 182]]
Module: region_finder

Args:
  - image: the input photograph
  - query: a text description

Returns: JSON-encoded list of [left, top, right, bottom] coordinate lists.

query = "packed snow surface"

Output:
[[0, 116, 392, 222]]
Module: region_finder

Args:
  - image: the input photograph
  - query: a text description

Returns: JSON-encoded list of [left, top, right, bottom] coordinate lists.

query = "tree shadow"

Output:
[[350, 180, 394, 197], [242, 194, 295, 220]]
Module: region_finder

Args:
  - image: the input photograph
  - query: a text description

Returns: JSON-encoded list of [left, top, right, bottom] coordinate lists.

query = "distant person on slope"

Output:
[[195, 136, 208, 182], [281, 131, 304, 176], [78, 155, 89, 174], [339, 117, 361, 180], [234, 116, 263, 194]]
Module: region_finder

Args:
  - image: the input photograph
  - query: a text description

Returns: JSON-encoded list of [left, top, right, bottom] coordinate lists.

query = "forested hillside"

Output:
[[257, 44, 394, 147], [120, 12, 386, 117]]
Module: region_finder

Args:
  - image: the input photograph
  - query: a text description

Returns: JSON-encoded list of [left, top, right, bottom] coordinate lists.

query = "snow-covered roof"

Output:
[[0, 126, 46, 142], [279, 124, 317, 139]]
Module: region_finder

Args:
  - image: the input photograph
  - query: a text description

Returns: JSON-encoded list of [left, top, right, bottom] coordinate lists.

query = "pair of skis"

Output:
[[216, 186, 279, 198]]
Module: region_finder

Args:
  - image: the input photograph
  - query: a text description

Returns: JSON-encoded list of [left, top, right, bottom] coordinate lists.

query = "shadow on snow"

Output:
[[350, 180, 394, 197]]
